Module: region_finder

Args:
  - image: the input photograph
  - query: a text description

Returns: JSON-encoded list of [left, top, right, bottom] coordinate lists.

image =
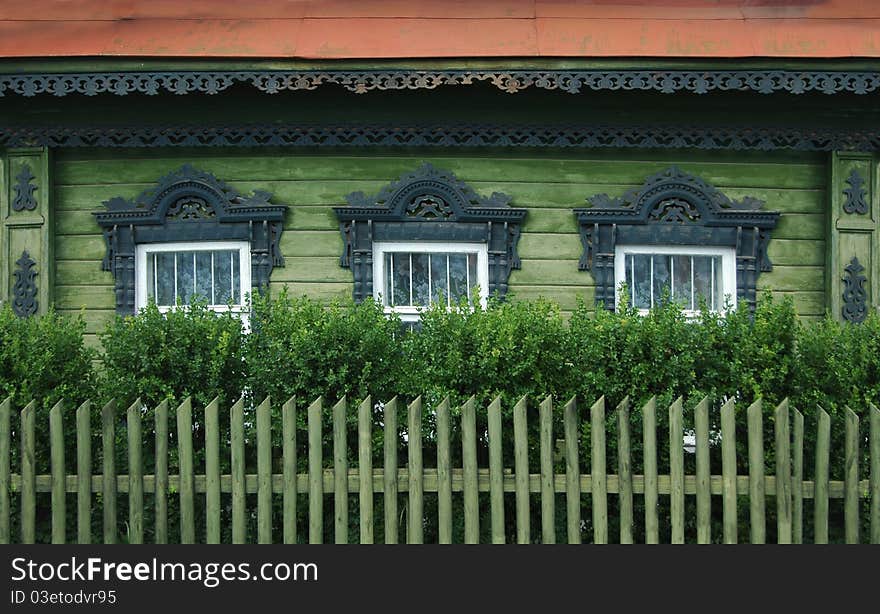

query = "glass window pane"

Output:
[[214, 250, 233, 304], [176, 252, 195, 304], [195, 252, 213, 303], [467, 253, 478, 305], [448, 253, 469, 305], [384, 252, 394, 306], [652, 254, 670, 306], [431, 253, 449, 305], [155, 252, 175, 306], [713, 256, 724, 310], [411, 253, 431, 307], [147, 254, 155, 301], [692, 256, 713, 310], [392, 253, 410, 307], [232, 250, 241, 304], [631, 254, 651, 309], [672, 255, 693, 309]]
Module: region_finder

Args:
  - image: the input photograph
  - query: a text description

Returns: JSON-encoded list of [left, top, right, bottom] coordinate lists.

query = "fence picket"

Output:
[[49, 400, 65, 544], [617, 397, 633, 545], [642, 397, 658, 544], [844, 407, 859, 544], [694, 396, 710, 544], [462, 396, 479, 544], [333, 397, 348, 544], [720, 398, 737, 544], [488, 396, 505, 544], [514, 395, 530, 544], [0, 398, 8, 544], [177, 398, 195, 544], [230, 398, 245, 544], [101, 400, 116, 544], [747, 399, 766, 544], [308, 397, 323, 544], [258, 397, 273, 544], [154, 400, 168, 545], [872, 403, 880, 544], [669, 397, 684, 544], [21, 401, 35, 544], [814, 407, 831, 544], [539, 396, 555, 544], [436, 397, 451, 544], [792, 408, 804, 544], [407, 397, 423, 544], [564, 397, 580, 544], [383, 397, 398, 544], [774, 399, 792, 544], [205, 397, 220, 544], [358, 396, 373, 544], [591, 396, 607, 544], [76, 400, 91, 544], [126, 399, 143, 544], [283, 397, 298, 544]]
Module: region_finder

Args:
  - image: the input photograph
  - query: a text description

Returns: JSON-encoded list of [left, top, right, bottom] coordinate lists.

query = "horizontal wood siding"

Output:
[[52, 149, 826, 337]]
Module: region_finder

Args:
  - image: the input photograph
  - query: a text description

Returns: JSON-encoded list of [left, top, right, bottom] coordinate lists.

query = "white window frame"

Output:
[[613, 244, 737, 315], [372, 241, 489, 322], [135, 240, 251, 313]]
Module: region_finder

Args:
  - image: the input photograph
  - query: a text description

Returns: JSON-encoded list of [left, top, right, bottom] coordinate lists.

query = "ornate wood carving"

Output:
[[842, 257, 868, 323], [842, 169, 869, 215], [12, 250, 37, 317], [12, 164, 37, 212]]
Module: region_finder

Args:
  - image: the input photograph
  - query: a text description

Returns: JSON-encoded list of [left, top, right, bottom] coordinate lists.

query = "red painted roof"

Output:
[[2, 1, 880, 59]]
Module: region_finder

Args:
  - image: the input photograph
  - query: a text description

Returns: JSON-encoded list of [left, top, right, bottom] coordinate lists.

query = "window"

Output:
[[373, 241, 488, 321], [615, 245, 736, 314], [135, 241, 251, 312]]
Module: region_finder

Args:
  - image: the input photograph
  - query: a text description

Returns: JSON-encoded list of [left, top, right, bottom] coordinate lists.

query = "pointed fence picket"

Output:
[[0, 393, 877, 544]]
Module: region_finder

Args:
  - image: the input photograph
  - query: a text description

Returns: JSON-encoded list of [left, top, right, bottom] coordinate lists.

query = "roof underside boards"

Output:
[[2, 1, 880, 59]]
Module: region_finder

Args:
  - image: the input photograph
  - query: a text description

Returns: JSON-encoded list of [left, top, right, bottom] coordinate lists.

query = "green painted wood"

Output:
[[383, 397, 398, 544], [333, 397, 349, 544], [642, 397, 658, 544], [49, 400, 66, 544], [176, 397, 195, 544], [20, 402, 36, 543], [204, 397, 220, 544], [720, 398, 737, 544], [76, 400, 91, 544], [101, 400, 116, 544], [308, 397, 323, 545], [230, 398, 245, 544], [126, 399, 143, 544], [871, 403, 880, 544], [435, 396, 452, 544], [792, 408, 805, 545], [154, 400, 168, 545], [283, 396, 297, 545], [617, 397, 633, 544], [747, 399, 766, 544], [487, 396, 505, 544], [564, 397, 580, 544], [407, 397, 423, 544], [774, 399, 792, 544], [539, 395, 555, 544], [814, 408, 831, 544], [591, 396, 608, 544], [0, 398, 8, 544], [668, 397, 684, 544], [844, 407, 859, 544], [694, 396, 711, 545], [462, 396, 480, 544], [357, 396, 373, 544], [513, 395, 530, 544], [257, 396, 272, 544]]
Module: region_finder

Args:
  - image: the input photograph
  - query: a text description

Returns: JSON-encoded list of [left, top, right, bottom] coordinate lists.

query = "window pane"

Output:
[[214, 250, 233, 304], [392, 253, 410, 307], [448, 253, 469, 305], [232, 250, 241, 304], [411, 253, 431, 306], [431, 253, 449, 305], [692, 255, 713, 310], [631, 254, 651, 309], [155, 252, 175, 305], [712, 256, 724, 310], [176, 252, 195, 304], [467, 253, 478, 305], [652, 254, 670, 306], [195, 252, 213, 302], [672, 254, 693, 309]]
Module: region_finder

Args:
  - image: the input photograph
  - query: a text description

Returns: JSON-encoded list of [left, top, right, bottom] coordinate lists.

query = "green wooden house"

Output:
[[1, 1, 879, 345]]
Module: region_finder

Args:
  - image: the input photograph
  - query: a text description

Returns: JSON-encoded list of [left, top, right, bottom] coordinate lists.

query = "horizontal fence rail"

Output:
[[0, 395, 877, 544]]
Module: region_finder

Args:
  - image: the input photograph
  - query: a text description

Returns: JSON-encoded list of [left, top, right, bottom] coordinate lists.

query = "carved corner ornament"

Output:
[[842, 257, 868, 323], [12, 250, 38, 317], [12, 164, 37, 212], [843, 169, 869, 215]]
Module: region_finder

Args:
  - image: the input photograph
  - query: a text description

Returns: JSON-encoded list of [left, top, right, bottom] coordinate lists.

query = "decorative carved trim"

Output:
[[334, 162, 526, 302], [574, 166, 780, 312], [12, 250, 37, 317], [94, 165, 287, 315], [12, 164, 37, 212], [843, 169, 869, 215], [842, 257, 869, 323], [2, 70, 880, 98], [1, 123, 877, 153]]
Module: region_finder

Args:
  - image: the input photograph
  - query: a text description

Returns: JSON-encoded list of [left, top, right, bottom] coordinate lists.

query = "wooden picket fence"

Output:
[[0, 394, 878, 544]]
